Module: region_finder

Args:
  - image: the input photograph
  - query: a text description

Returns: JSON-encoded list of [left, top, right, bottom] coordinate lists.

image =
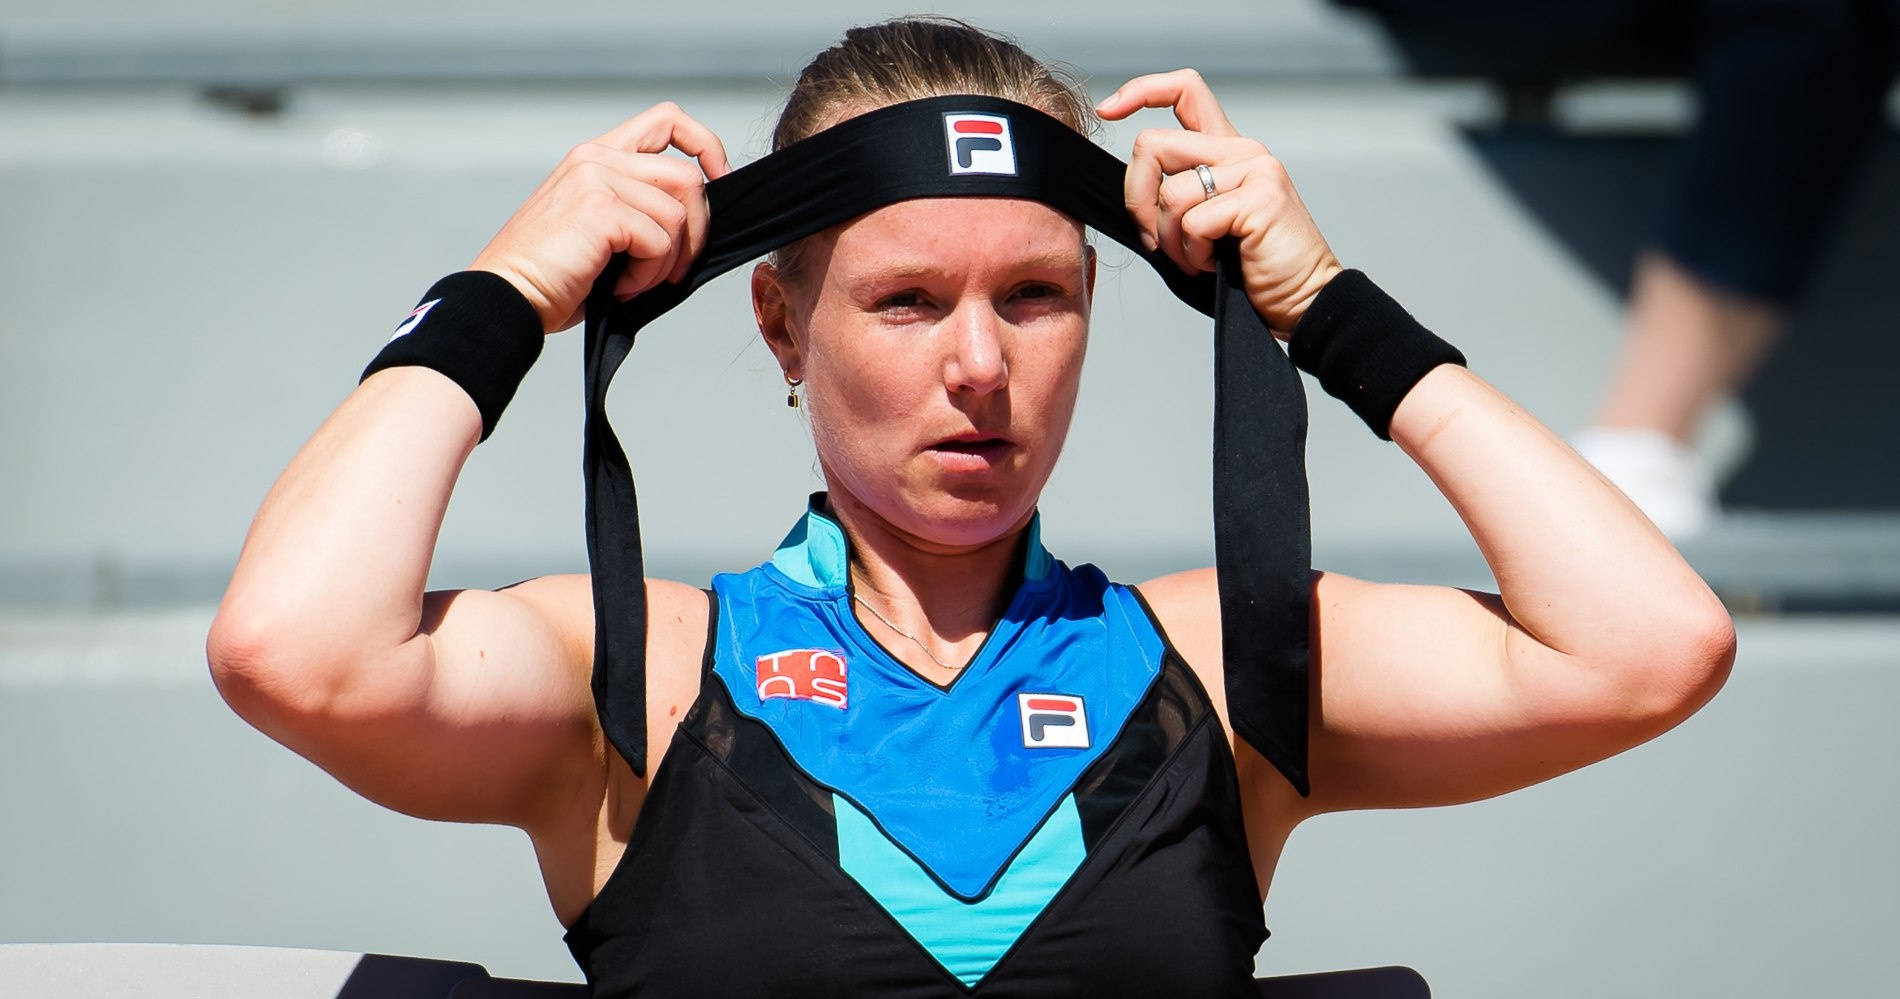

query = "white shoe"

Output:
[[1570, 426, 1718, 541]]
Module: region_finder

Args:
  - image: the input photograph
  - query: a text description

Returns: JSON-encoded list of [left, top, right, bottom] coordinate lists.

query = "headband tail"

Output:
[[1212, 241, 1313, 796]]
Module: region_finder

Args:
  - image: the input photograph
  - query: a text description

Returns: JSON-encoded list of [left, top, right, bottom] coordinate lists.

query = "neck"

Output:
[[822, 490, 1032, 673]]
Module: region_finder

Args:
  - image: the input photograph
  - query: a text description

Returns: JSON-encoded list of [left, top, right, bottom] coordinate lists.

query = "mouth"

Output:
[[926, 432, 1016, 470]]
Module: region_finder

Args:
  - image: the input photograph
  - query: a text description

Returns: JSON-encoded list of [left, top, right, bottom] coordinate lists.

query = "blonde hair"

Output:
[[768, 16, 1097, 279]]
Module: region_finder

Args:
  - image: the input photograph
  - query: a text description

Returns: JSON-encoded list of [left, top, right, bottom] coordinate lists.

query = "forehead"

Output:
[[820, 197, 1087, 276]]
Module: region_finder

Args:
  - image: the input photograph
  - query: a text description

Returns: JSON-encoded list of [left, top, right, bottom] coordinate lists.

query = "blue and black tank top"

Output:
[[564, 498, 1268, 996]]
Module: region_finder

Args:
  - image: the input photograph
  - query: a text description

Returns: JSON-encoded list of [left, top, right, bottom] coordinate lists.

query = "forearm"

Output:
[[212, 367, 482, 673], [1387, 362, 1732, 665]]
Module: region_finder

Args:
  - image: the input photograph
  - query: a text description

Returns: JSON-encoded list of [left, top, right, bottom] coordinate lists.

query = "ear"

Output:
[[752, 261, 803, 378]]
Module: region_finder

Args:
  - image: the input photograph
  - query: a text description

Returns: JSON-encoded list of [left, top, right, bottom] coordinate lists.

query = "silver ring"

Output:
[[1194, 163, 1218, 201]]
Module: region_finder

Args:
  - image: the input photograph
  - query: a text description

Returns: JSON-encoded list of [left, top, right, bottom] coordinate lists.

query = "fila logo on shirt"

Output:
[[943, 112, 1017, 175], [388, 298, 440, 343], [756, 648, 849, 710], [1019, 693, 1089, 749]]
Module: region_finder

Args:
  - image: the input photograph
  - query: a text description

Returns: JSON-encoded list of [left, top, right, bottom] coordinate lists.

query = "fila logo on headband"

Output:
[[944, 113, 1017, 176], [1019, 693, 1089, 749], [388, 299, 440, 343]]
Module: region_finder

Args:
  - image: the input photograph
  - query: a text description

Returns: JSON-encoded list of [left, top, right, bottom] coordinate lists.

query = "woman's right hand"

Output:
[[471, 102, 731, 334]]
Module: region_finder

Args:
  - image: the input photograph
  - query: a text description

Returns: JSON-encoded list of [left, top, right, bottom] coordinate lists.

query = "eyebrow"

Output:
[[841, 248, 1089, 287]]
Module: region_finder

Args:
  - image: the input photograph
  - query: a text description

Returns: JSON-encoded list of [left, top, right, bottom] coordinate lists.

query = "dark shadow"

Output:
[[449, 976, 590, 998], [335, 953, 486, 997], [335, 953, 589, 998], [1257, 965, 1432, 998]]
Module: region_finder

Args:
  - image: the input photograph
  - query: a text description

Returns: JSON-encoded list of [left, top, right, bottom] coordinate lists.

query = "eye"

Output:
[[877, 290, 927, 310], [1012, 283, 1061, 301]]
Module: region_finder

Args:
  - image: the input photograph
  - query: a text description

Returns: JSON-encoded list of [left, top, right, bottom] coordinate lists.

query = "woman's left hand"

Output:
[[1098, 69, 1344, 339]]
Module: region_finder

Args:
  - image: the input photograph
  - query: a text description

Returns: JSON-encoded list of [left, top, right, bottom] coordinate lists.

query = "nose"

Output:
[[944, 297, 1009, 396]]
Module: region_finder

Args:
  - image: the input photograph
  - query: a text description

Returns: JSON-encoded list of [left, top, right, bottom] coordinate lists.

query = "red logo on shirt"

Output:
[[756, 649, 849, 709]]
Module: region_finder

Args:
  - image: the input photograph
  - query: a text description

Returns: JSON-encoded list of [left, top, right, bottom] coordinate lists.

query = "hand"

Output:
[[470, 102, 731, 334], [1097, 70, 1344, 339]]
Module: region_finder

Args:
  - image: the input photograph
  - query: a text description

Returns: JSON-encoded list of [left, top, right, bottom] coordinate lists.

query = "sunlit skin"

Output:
[[754, 198, 1097, 655]]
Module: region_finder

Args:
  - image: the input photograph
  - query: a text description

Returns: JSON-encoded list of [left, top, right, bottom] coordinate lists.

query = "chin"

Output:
[[891, 480, 1023, 535], [915, 497, 1031, 546], [832, 472, 1040, 552]]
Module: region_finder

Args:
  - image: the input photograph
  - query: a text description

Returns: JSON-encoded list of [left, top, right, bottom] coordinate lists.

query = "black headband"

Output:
[[581, 94, 1313, 797]]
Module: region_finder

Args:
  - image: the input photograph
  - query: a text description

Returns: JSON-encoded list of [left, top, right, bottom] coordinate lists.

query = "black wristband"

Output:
[[1287, 269, 1466, 441], [359, 271, 545, 442]]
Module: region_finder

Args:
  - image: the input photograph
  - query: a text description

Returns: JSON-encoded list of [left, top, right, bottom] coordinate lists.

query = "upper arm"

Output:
[[211, 574, 707, 832], [1140, 567, 1729, 822]]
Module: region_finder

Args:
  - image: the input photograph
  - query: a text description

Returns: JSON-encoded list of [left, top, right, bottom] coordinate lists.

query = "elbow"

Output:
[[206, 609, 303, 725], [1628, 601, 1738, 732], [205, 604, 354, 726], [1685, 609, 1738, 713]]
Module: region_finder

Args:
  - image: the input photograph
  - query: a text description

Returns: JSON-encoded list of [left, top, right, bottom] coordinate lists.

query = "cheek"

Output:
[[801, 323, 921, 470], [1022, 330, 1088, 422]]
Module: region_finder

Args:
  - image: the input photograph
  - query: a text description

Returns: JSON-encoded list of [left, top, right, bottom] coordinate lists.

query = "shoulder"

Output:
[[496, 573, 710, 777], [496, 574, 709, 660], [1132, 566, 1333, 673], [1133, 566, 1331, 825]]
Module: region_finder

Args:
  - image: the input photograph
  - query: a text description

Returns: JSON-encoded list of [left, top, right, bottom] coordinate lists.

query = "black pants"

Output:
[[1344, 0, 1900, 304]]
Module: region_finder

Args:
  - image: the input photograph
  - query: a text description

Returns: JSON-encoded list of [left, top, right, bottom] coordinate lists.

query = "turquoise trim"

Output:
[[769, 495, 1052, 592], [835, 793, 1086, 986], [1022, 515, 1051, 582], [770, 497, 850, 590]]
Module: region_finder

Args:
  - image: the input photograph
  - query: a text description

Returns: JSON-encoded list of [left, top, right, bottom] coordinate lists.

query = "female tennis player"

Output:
[[207, 18, 1734, 996]]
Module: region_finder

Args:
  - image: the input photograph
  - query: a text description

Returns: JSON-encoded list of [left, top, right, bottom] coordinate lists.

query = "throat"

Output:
[[849, 589, 983, 678]]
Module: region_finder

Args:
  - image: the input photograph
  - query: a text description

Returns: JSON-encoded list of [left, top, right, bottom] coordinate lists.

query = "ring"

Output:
[[1194, 164, 1218, 201]]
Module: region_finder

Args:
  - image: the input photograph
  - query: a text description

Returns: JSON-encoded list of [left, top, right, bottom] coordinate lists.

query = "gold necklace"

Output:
[[850, 591, 963, 672]]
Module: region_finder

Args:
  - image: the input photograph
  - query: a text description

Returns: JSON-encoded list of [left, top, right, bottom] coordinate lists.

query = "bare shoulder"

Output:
[[495, 574, 709, 678], [513, 575, 713, 925], [1133, 566, 1322, 844], [499, 572, 711, 768], [639, 578, 715, 759], [1134, 564, 1338, 703]]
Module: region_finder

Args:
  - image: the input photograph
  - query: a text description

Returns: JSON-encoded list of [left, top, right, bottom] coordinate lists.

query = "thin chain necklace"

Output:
[[851, 591, 963, 672]]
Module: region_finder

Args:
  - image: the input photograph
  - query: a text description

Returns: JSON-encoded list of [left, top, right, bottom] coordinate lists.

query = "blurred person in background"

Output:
[[206, 17, 1735, 995], [1345, 0, 1900, 538]]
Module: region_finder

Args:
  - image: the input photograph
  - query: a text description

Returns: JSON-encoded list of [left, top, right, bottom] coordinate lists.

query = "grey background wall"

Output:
[[4, 2, 1898, 995]]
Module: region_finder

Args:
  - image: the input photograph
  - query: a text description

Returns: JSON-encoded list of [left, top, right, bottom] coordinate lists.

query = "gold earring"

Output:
[[784, 373, 804, 409]]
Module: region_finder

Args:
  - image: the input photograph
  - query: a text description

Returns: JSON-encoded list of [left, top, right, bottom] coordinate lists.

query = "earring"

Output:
[[784, 373, 804, 409]]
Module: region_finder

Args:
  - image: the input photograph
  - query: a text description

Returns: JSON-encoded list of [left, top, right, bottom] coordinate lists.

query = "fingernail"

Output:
[[1139, 231, 1157, 253], [1096, 92, 1118, 111]]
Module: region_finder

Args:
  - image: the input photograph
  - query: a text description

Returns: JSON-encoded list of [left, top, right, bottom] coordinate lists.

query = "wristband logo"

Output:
[[943, 113, 1017, 176], [389, 298, 441, 343], [1018, 693, 1089, 749]]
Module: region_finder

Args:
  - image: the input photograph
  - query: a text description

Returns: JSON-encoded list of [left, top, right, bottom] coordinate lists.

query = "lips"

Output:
[[930, 429, 1014, 450], [932, 438, 1011, 455], [927, 432, 1016, 470]]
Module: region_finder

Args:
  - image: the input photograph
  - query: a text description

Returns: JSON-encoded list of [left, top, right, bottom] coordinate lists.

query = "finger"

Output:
[[1157, 167, 1220, 273], [607, 180, 690, 292], [1123, 129, 1165, 252], [613, 215, 675, 300], [1125, 129, 1259, 251], [596, 101, 732, 179], [1136, 128, 1264, 179], [1179, 189, 1244, 273], [564, 144, 710, 283], [575, 165, 684, 297], [1095, 68, 1238, 137]]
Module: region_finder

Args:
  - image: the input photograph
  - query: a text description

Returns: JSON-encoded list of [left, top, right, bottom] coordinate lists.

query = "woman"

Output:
[[207, 18, 1736, 996]]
